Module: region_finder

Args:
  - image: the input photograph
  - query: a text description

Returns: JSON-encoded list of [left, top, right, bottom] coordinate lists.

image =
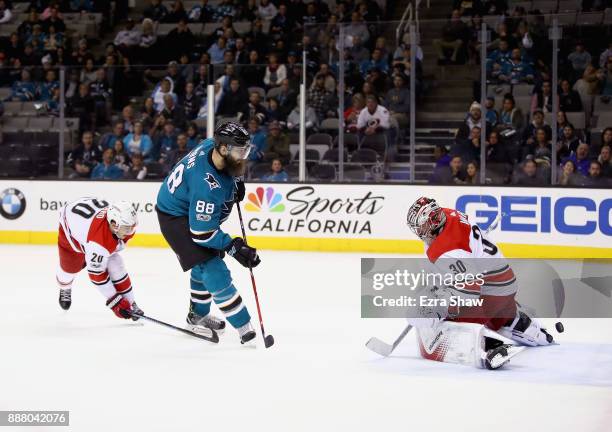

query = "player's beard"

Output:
[[224, 154, 247, 176]]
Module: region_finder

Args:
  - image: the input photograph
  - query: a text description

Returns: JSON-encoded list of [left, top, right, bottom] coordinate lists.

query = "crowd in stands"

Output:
[[0, 0, 414, 181], [429, 0, 612, 186]]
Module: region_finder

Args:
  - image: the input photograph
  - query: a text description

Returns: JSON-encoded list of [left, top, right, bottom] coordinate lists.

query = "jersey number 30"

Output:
[[167, 164, 185, 194]]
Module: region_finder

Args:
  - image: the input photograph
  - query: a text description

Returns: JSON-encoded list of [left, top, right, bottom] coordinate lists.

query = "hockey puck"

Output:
[[555, 322, 564, 333]]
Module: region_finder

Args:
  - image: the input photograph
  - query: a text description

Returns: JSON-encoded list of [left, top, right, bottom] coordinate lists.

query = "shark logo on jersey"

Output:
[[205, 173, 220, 190]]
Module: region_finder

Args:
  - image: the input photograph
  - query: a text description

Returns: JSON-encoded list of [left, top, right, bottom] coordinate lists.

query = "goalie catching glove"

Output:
[[225, 237, 261, 268]]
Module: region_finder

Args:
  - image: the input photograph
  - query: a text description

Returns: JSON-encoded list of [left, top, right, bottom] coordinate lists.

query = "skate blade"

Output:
[[186, 324, 216, 338]]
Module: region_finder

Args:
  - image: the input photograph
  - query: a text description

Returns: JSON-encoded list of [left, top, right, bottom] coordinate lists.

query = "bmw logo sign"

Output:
[[0, 188, 27, 220]]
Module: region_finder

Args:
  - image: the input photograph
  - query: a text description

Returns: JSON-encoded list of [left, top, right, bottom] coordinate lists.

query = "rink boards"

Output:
[[0, 180, 611, 258]]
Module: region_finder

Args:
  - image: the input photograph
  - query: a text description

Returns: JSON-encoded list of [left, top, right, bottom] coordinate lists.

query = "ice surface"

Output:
[[1, 245, 611, 432]]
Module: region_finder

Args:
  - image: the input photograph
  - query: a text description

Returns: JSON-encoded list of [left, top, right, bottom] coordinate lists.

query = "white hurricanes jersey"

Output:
[[59, 197, 133, 296], [424, 208, 517, 297]]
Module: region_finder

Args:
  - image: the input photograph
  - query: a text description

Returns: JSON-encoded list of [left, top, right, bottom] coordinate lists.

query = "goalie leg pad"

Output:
[[416, 321, 519, 369]]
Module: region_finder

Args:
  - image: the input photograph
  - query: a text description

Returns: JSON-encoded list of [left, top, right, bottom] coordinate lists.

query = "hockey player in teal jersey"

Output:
[[156, 121, 260, 344]]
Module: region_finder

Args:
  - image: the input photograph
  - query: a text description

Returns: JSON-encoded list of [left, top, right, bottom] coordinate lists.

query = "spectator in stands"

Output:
[[273, 78, 296, 118], [164, 133, 190, 172], [139, 18, 158, 64], [7, 69, 36, 101], [600, 56, 612, 96], [186, 122, 201, 148], [239, 91, 267, 125], [487, 38, 511, 81], [91, 149, 124, 180], [238, 0, 258, 21], [567, 41, 591, 81], [100, 121, 126, 150], [264, 121, 290, 163], [266, 98, 283, 122], [454, 125, 481, 162], [531, 80, 556, 114], [564, 141, 590, 177], [79, 58, 97, 86], [583, 161, 608, 187], [499, 49, 534, 84], [513, 158, 542, 186], [113, 139, 130, 173], [144, 0, 168, 22], [178, 81, 201, 121], [124, 120, 154, 160], [497, 94, 524, 132], [165, 0, 188, 22], [262, 158, 289, 182], [207, 36, 227, 64], [67, 83, 95, 131], [156, 120, 178, 163], [463, 161, 479, 185], [556, 124, 580, 160], [247, 118, 266, 163], [68, 131, 102, 178], [360, 49, 389, 76], [152, 78, 176, 112], [159, 94, 186, 130], [557, 160, 580, 186], [357, 95, 390, 137], [433, 144, 451, 167], [165, 19, 196, 60], [270, 3, 291, 39], [525, 127, 552, 160], [484, 97, 498, 126], [384, 75, 410, 131], [486, 130, 512, 164], [188, 0, 213, 22], [258, 0, 278, 21], [18, 10, 40, 40], [599, 41, 612, 69], [217, 78, 248, 117], [522, 109, 551, 147], [429, 155, 465, 184], [600, 127, 612, 150], [433, 9, 467, 65], [213, 0, 236, 22], [457, 102, 491, 140], [125, 152, 148, 180], [263, 53, 287, 89], [345, 11, 370, 45], [37, 69, 58, 102], [43, 25, 63, 53], [89, 68, 112, 126], [558, 79, 582, 113], [598, 145, 611, 178], [114, 19, 140, 58], [307, 74, 332, 121], [71, 38, 92, 67], [344, 93, 366, 133], [42, 6, 65, 34]]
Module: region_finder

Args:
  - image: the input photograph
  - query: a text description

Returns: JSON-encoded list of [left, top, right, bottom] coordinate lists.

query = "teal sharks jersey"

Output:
[[156, 139, 237, 250]]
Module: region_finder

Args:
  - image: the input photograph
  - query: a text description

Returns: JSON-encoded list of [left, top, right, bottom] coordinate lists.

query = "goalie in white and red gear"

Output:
[[56, 198, 142, 320], [406, 197, 554, 348]]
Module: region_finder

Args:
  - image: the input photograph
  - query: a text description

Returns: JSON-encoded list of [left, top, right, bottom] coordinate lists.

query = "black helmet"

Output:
[[214, 121, 250, 149]]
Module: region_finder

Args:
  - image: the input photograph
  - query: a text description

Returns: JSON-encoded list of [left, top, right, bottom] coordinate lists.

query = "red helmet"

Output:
[[406, 197, 446, 242]]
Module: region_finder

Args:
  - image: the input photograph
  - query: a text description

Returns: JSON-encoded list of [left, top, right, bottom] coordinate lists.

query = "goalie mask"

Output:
[[106, 201, 138, 239], [406, 197, 446, 243]]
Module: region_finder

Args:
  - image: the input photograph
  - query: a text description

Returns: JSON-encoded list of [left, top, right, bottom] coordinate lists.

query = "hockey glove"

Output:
[[235, 179, 246, 203], [106, 293, 133, 319], [225, 237, 261, 268]]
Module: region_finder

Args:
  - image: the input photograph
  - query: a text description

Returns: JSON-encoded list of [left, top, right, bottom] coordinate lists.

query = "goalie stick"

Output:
[[366, 325, 413, 357], [365, 213, 503, 357]]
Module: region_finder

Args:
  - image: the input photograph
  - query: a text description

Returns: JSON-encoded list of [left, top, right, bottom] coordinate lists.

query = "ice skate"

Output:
[[59, 288, 71, 310], [237, 321, 256, 344], [186, 311, 226, 335]]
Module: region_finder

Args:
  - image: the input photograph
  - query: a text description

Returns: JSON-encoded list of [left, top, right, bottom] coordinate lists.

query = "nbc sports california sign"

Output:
[[244, 185, 383, 237]]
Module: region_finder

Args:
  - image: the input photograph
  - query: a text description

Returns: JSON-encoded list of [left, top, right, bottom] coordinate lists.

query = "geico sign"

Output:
[[456, 195, 612, 236]]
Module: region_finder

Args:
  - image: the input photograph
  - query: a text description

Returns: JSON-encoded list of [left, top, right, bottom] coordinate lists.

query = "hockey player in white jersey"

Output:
[[56, 198, 142, 320], [406, 197, 554, 369]]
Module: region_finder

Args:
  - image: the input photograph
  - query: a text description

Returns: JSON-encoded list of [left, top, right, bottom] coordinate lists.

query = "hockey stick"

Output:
[[235, 201, 275, 348], [130, 311, 219, 343], [366, 324, 413, 357]]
